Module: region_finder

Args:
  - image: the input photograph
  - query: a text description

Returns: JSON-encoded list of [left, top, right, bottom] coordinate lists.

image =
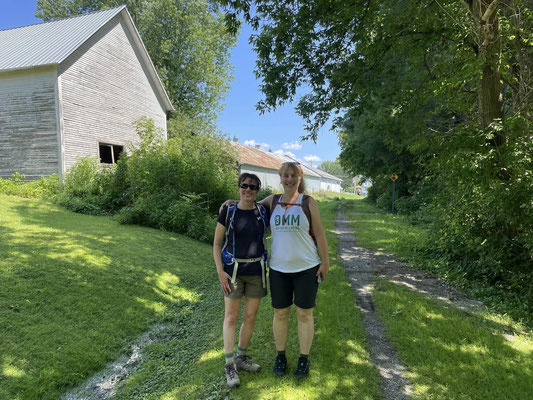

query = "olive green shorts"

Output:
[[225, 275, 267, 299]]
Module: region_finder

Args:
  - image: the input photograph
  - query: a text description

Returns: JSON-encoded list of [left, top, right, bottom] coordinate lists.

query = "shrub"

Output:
[[256, 186, 275, 201], [0, 173, 61, 198], [63, 156, 100, 197]]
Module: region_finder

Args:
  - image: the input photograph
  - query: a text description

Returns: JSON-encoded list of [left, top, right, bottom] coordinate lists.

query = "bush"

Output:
[[256, 186, 275, 201], [63, 156, 100, 197], [0, 173, 61, 198]]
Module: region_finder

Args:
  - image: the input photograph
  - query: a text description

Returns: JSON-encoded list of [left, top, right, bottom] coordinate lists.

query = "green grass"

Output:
[[0, 195, 218, 399], [1, 194, 380, 399], [374, 280, 533, 400], [345, 197, 533, 327], [343, 197, 427, 260]]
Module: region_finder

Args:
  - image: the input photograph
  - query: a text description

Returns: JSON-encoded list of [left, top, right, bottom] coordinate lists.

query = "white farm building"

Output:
[[230, 141, 343, 193], [0, 6, 173, 180]]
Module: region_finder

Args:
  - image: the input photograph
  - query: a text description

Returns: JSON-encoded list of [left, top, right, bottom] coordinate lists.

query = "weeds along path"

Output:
[[334, 204, 412, 400]]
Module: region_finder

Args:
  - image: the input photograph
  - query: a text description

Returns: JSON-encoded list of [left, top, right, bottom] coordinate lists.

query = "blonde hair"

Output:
[[278, 162, 306, 193]]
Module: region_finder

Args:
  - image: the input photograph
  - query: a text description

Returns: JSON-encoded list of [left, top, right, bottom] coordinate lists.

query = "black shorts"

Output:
[[269, 265, 320, 309]]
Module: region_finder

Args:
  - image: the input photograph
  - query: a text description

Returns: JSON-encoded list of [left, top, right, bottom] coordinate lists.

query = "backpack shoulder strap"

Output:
[[272, 194, 282, 210], [256, 203, 268, 224], [301, 195, 312, 226], [302, 195, 317, 246], [222, 203, 237, 252], [224, 203, 237, 228]]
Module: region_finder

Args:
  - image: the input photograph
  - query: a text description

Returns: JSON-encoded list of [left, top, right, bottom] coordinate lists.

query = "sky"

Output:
[[0, 0, 341, 165]]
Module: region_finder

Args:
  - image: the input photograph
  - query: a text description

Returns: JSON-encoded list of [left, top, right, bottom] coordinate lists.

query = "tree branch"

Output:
[[482, 0, 501, 22]]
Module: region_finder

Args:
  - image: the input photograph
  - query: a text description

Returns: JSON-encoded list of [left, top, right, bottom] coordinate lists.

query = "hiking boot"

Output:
[[273, 354, 287, 377], [225, 362, 240, 388], [235, 355, 261, 372], [293, 356, 310, 379]]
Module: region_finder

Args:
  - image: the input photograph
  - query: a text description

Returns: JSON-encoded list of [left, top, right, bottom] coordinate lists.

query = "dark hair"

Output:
[[278, 162, 306, 193], [238, 173, 261, 189]]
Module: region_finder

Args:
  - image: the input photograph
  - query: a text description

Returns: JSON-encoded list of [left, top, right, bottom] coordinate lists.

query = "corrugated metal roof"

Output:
[[0, 5, 173, 111], [230, 141, 284, 171], [0, 6, 125, 72], [230, 141, 342, 181]]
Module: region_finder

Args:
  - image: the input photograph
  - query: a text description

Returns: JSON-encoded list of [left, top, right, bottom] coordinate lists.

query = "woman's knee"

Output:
[[242, 309, 258, 325], [274, 307, 291, 321], [224, 308, 239, 326], [296, 307, 313, 323]]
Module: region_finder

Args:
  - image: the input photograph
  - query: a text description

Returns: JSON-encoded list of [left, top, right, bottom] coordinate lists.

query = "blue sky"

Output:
[[1, 0, 341, 165]]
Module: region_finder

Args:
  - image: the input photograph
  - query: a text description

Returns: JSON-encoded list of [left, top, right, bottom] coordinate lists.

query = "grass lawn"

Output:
[[1, 194, 380, 399], [374, 281, 533, 400], [342, 197, 427, 260], [0, 194, 217, 399]]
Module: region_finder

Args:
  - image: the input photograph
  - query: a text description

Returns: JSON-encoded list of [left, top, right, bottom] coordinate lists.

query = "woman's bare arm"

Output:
[[308, 197, 330, 280], [213, 222, 232, 294]]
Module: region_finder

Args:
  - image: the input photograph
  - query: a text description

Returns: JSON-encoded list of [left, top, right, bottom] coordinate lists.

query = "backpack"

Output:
[[272, 194, 317, 246], [221, 202, 269, 287]]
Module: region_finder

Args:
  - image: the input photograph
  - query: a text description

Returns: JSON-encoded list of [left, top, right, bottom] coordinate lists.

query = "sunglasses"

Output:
[[282, 161, 301, 165], [239, 183, 260, 191]]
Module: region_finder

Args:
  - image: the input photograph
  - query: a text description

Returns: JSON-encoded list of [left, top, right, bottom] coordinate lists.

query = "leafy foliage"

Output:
[[318, 159, 352, 191], [0, 173, 62, 198]]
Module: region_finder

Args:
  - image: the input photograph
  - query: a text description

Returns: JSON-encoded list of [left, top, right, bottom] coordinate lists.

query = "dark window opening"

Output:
[[99, 143, 124, 164]]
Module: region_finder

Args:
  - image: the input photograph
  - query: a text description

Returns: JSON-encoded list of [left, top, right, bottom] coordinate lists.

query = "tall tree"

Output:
[[36, 0, 237, 135], [318, 159, 352, 191], [218, 0, 531, 143]]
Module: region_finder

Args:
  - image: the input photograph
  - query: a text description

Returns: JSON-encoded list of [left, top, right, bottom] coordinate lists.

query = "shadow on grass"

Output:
[[374, 281, 533, 400], [0, 196, 219, 400]]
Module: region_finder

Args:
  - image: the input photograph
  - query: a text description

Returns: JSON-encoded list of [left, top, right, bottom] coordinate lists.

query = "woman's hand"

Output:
[[317, 262, 330, 282], [219, 199, 237, 214], [218, 270, 232, 295]]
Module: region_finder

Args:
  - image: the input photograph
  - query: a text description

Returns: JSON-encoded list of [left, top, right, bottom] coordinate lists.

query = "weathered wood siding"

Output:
[[0, 67, 60, 179], [59, 15, 167, 173]]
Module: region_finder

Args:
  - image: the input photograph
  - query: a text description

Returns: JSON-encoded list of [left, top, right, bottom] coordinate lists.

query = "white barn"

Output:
[[0, 6, 173, 179], [230, 141, 343, 193]]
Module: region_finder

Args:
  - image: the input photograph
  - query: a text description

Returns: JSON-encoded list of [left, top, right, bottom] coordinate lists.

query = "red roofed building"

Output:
[[230, 141, 342, 193]]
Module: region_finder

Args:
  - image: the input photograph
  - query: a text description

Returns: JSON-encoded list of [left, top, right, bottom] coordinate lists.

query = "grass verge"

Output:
[[0, 195, 216, 399], [345, 197, 533, 328], [373, 280, 533, 400]]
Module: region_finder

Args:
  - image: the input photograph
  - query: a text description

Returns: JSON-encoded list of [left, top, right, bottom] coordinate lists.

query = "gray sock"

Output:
[[225, 352, 234, 365], [236, 347, 247, 358]]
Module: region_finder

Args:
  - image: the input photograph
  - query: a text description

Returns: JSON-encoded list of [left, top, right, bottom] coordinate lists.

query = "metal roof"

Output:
[[0, 6, 125, 72], [230, 141, 342, 182], [0, 5, 174, 111], [230, 142, 286, 171]]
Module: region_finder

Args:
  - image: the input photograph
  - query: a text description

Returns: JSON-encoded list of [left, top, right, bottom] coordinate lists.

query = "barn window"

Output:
[[99, 143, 123, 164]]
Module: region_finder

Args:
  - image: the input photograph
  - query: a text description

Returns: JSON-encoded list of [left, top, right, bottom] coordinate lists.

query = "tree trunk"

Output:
[[466, 0, 505, 146]]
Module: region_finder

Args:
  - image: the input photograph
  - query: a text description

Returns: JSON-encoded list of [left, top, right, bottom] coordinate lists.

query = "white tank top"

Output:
[[269, 194, 321, 273]]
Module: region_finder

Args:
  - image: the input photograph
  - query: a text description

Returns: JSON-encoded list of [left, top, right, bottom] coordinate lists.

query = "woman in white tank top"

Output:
[[263, 162, 330, 378]]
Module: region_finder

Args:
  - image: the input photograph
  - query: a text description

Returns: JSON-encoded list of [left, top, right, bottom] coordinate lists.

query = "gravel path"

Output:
[[335, 206, 412, 400], [334, 203, 495, 400]]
